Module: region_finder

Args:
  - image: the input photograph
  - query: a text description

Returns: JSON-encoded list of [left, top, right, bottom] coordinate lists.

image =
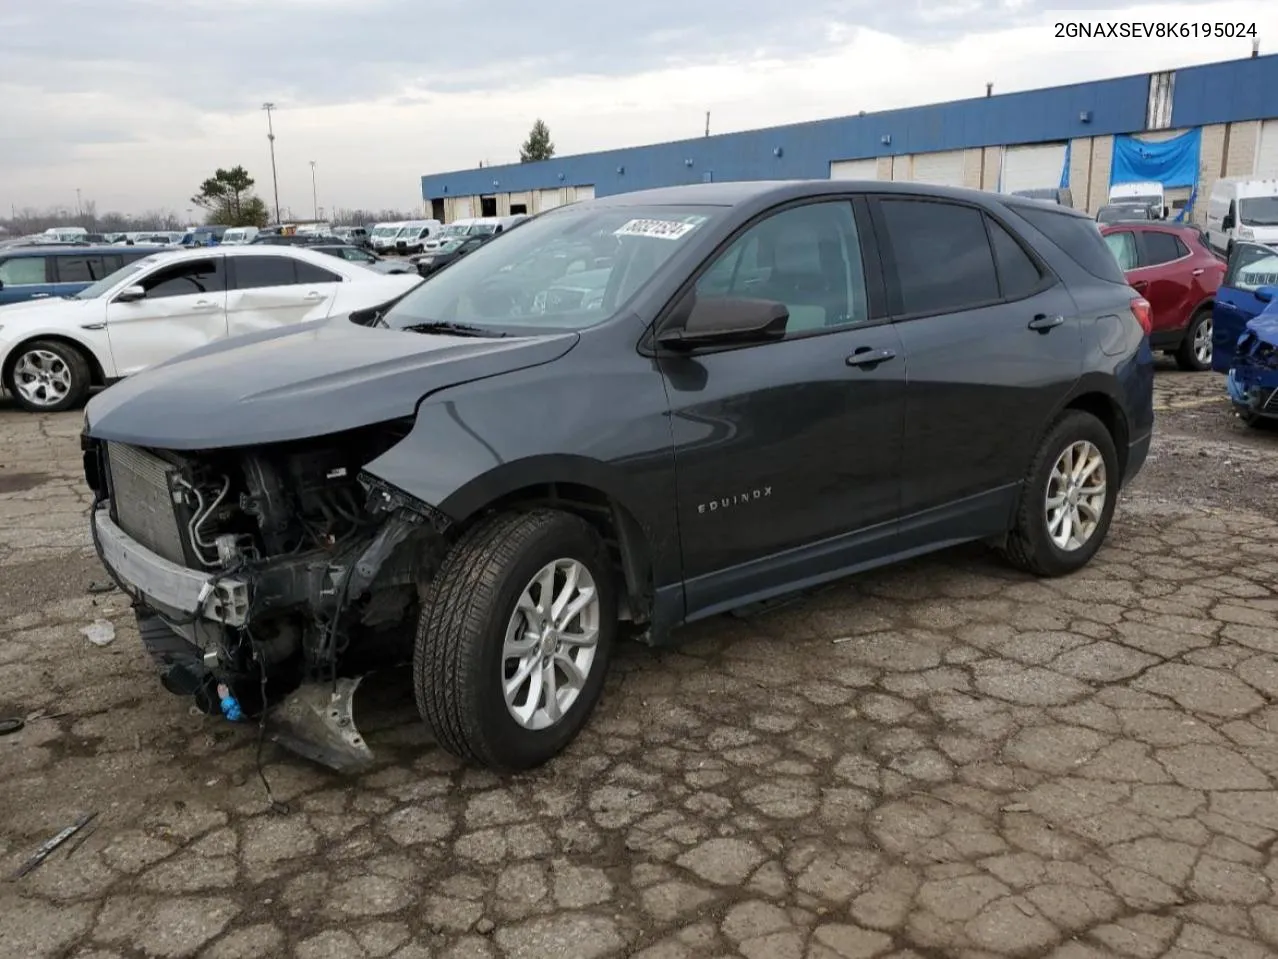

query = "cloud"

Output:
[[2, 0, 1274, 214]]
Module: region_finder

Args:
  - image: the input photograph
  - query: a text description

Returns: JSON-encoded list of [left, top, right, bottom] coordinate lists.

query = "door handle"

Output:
[[845, 347, 897, 368], [1130, 280, 1149, 291], [30, 293, 50, 299], [303, 291, 324, 300], [1191, 268, 1205, 276], [1028, 314, 1065, 332], [191, 300, 214, 309]]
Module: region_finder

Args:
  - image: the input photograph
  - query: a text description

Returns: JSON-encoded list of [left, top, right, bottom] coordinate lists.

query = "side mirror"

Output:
[[657, 296, 790, 350], [1255, 285, 1277, 304], [116, 284, 147, 303], [1222, 214, 1235, 230]]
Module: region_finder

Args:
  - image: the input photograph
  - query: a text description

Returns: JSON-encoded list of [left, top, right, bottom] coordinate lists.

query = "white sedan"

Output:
[[0, 245, 422, 412]]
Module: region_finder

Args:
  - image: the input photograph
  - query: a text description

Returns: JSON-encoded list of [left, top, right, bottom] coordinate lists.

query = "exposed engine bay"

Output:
[[83, 419, 449, 770]]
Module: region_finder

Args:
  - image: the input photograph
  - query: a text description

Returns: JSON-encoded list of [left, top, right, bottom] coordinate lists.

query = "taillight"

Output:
[[1130, 296, 1152, 335]]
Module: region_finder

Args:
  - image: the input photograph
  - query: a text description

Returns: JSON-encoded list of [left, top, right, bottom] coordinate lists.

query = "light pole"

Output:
[[309, 161, 318, 221], [262, 102, 282, 224], [75, 188, 82, 218]]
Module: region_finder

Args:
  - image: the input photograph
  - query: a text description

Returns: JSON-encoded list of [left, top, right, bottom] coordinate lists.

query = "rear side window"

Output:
[[879, 198, 999, 315], [235, 256, 297, 289], [1142, 231, 1188, 266], [986, 218, 1043, 300], [1105, 231, 1138, 271], [56, 255, 110, 283], [295, 261, 342, 284], [0, 256, 49, 286], [1016, 206, 1128, 284]]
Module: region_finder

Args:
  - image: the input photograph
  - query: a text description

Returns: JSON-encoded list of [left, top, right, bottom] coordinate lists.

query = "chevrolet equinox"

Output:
[[82, 181, 1155, 773]]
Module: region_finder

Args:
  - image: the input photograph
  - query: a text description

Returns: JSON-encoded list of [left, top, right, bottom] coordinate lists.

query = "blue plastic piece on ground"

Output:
[[220, 694, 243, 722]]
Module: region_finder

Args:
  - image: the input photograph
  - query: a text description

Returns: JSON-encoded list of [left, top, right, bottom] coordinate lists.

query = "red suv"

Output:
[[1100, 223, 1224, 370]]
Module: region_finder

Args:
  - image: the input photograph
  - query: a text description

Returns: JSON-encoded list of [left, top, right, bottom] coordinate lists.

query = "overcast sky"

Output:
[[3, 0, 1274, 218]]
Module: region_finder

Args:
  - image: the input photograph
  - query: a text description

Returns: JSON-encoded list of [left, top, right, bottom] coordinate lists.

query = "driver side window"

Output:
[[142, 258, 224, 299], [694, 201, 869, 335]]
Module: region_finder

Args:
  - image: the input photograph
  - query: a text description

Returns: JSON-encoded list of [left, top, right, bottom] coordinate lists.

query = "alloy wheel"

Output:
[[1193, 315, 1213, 365], [1044, 440, 1108, 552], [501, 558, 600, 731], [13, 349, 72, 408]]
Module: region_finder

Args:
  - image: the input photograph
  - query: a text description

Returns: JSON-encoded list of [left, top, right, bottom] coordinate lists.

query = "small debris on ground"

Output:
[[80, 619, 116, 647], [9, 812, 99, 880], [0, 718, 24, 736]]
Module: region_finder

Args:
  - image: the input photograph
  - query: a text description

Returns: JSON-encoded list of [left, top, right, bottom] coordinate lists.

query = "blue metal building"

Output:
[[421, 53, 1278, 223]]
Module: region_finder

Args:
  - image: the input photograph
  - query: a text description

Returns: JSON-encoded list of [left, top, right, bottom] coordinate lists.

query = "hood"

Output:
[[0, 295, 96, 323], [85, 318, 579, 450], [1244, 310, 1278, 344]]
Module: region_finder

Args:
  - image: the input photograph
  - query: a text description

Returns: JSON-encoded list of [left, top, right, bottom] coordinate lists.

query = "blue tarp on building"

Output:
[[1109, 128, 1202, 188], [1060, 142, 1071, 188]]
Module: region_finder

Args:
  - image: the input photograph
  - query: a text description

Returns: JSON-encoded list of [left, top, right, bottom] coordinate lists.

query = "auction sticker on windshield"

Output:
[[614, 215, 707, 240]]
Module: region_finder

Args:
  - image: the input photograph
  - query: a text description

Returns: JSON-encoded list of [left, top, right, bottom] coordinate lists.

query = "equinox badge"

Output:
[[697, 487, 772, 514]]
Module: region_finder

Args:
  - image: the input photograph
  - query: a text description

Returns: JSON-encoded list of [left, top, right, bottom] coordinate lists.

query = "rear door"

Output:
[[870, 194, 1082, 532], [224, 255, 342, 336], [1212, 242, 1278, 372], [104, 256, 228, 375], [0, 254, 55, 304], [1128, 228, 1194, 340]]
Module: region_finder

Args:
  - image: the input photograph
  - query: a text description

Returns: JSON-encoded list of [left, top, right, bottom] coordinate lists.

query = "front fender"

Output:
[[0, 326, 117, 379]]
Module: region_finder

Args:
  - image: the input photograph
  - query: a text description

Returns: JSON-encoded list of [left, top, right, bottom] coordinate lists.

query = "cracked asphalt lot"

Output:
[[3, 365, 1278, 959]]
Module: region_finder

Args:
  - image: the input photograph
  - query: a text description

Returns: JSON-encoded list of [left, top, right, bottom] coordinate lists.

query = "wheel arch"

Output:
[[1054, 383, 1131, 480], [1, 332, 108, 391], [434, 458, 663, 628]]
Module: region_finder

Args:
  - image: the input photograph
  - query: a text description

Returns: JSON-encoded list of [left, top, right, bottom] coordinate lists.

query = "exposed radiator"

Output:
[[106, 443, 188, 566]]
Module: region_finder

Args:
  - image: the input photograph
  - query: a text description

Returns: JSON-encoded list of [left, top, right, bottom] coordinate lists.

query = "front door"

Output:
[[869, 195, 1083, 528], [224, 254, 342, 338], [658, 198, 907, 616], [1213, 242, 1278, 372], [105, 255, 228, 375]]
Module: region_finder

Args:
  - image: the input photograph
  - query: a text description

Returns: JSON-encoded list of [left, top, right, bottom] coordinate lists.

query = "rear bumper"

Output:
[[93, 508, 249, 626]]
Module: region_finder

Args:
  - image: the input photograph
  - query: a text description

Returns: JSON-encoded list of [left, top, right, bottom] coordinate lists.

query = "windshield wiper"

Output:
[[399, 321, 507, 338]]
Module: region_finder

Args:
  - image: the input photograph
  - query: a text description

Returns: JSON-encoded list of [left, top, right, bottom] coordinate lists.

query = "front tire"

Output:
[[6, 339, 92, 413], [413, 509, 617, 771], [1175, 308, 1213, 371], [1001, 410, 1120, 577]]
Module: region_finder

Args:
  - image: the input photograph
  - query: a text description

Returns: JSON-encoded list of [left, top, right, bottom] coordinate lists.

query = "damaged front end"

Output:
[[1226, 317, 1278, 423], [82, 420, 448, 771]]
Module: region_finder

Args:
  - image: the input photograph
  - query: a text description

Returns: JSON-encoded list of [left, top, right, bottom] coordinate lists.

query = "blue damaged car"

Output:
[[1212, 241, 1278, 426]]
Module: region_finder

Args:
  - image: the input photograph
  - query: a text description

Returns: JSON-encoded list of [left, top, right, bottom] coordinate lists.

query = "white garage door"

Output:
[[537, 189, 562, 212], [1258, 120, 1278, 177], [909, 150, 965, 186], [452, 196, 473, 219], [829, 158, 878, 180], [572, 185, 595, 202], [891, 156, 910, 181], [1000, 142, 1068, 193]]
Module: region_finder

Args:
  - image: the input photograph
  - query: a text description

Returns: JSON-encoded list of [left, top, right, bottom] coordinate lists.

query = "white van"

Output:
[[1108, 181, 1167, 220], [1204, 178, 1278, 254], [221, 226, 259, 245], [393, 219, 443, 255], [369, 221, 408, 252]]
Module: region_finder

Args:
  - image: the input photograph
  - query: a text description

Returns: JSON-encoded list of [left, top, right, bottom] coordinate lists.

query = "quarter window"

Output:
[[880, 199, 999, 315], [0, 257, 48, 286], [141, 258, 224, 299], [693, 201, 869, 334], [987, 218, 1043, 300], [234, 256, 297, 289], [1141, 231, 1189, 266], [1105, 231, 1139, 272]]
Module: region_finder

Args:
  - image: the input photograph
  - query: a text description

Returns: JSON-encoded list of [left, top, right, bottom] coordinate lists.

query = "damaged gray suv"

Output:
[[82, 181, 1154, 773]]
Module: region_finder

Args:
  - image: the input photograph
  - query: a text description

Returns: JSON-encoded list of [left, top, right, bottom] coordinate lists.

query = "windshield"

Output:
[[469, 223, 498, 235], [1098, 206, 1148, 223], [1239, 196, 1278, 227], [371, 226, 400, 238], [1227, 244, 1278, 292], [73, 255, 160, 299], [385, 205, 719, 334]]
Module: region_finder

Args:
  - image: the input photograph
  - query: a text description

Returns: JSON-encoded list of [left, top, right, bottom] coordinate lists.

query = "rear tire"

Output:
[[1175, 308, 1213, 372], [1001, 410, 1120, 577], [413, 509, 617, 771], [6, 339, 92, 413]]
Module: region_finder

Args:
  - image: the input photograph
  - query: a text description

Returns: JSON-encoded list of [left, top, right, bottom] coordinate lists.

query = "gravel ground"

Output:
[[2, 365, 1278, 959]]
